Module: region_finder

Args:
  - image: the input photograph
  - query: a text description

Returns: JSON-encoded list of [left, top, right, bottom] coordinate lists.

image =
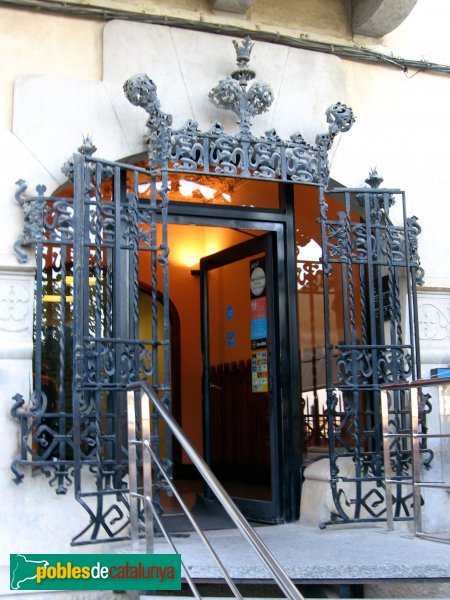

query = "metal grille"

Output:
[[12, 180, 76, 494], [12, 152, 171, 545], [70, 155, 171, 544], [319, 176, 429, 526], [10, 36, 427, 540]]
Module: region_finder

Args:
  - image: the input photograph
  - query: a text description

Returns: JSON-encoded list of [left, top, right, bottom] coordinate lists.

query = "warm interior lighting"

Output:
[[169, 224, 236, 268], [42, 295, 74, 303], [169, 225, 205, 268], [42, 275, 98, 302], [65, 276, 97, 286], [179, 251, 202, 269]]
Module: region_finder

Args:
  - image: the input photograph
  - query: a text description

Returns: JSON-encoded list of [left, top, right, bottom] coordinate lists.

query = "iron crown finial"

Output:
[[233, 36, 254, 68], [209, 37, 272, 135], [78, 135, 97, 157], [366, 167, 384, 189], [232, 36, 256, 82]]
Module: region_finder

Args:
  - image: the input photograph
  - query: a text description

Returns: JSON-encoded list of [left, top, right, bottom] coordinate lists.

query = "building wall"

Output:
[[0, 8, 103, 134], [1, 0, 449, 580], [1, 2, 450, 279]]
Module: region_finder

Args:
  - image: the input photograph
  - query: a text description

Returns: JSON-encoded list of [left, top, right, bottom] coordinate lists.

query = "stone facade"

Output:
[[1, 0, 450, 593]]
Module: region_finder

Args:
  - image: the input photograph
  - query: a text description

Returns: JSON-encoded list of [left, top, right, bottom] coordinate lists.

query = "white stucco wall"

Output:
[[1, 5, 449, 283], [0, 8, 103, 134], [0, 0, 449, 563]]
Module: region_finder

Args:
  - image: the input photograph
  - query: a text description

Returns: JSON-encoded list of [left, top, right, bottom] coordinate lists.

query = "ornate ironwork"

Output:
[[209, 36, 274, 135], [14, 181, 47, 263], [123, 37, 354, 186], [11, 150, 172, 544], [319, 175, 427, 526], [11, 37, 426, 540], [68, 154, 171, 544]]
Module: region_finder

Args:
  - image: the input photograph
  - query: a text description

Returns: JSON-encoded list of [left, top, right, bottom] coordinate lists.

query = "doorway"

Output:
[[158, 205, 300, 524], [201, 233, 280, 522]]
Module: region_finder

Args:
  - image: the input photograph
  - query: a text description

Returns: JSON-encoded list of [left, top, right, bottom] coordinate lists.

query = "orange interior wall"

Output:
[[138, 223, 254, 457], [207, 257, 255, 367]]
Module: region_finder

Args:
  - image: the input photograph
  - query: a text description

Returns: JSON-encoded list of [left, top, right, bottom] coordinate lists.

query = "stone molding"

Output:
[[0, 267, 35, 359], [418, 289, 450, 364], [352, 0, 418, 38]]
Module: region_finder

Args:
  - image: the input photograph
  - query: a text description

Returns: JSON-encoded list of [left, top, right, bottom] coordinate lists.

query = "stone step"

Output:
[[140, 597, 339, 600], [138, 586, 340, 599]]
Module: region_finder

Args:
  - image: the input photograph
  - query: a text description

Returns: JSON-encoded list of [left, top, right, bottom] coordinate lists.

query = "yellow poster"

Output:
[[251, 349, 268, 393]]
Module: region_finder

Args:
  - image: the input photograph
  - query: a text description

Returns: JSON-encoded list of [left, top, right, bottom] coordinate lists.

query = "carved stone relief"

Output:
[[417, 291, 450, 364], [0, 283, 30, 332], [0, 274, 35, 353], [419, 303, 450, 341]]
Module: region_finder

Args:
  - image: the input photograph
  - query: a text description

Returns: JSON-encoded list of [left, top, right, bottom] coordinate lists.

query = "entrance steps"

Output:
[[138, 585, 343, 599], [129, 522, 450, 582], [139, 593, 340, 599]]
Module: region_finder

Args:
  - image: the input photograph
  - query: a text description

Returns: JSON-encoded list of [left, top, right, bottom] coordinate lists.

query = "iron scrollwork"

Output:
[[14, 181, 47, 264], [123, 74, 173, 169], [11, 390, 75, 495], [12, 35, 431, 543], [321, 173, 428, 527], [124, 36, 354, 187]]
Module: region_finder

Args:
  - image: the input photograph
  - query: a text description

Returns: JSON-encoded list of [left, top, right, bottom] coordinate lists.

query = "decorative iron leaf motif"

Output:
[[124, 38, 354, 186], [14, 181, 46, 263]]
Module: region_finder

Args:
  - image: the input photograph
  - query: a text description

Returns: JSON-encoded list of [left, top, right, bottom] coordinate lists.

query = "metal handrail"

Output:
[[140, 439, 242, 599], [381, 377, 450, 542], [127, 380, 304, 600], [380, 376, 450, 390]]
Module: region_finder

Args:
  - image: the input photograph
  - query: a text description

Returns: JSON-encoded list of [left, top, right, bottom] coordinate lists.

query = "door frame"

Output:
[[201, 233, 280, 522], [165, 199, 301, 523]]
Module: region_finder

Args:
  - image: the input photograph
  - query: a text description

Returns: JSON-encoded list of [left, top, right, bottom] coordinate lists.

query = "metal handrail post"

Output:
[[381, 390, 394, 531], [140, 390, 154, 554], [410, 388, 423, 536], [145, 498, 203, 600], [126, 390, 140, 551], [128, 381, 304, 600], [142, 439, 244, 599], [381, 376, 450, 540]]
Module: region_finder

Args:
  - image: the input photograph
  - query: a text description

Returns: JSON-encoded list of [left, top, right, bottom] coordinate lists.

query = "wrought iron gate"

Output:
[[71, 153, 171, 544], [10, 35, 428, 539], [12, 146, 172, 545], [319, 171, 430, 526]]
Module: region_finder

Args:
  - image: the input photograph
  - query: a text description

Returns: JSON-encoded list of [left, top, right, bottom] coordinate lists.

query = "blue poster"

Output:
[[225, 305, 234, 321], [251, 317, 267, 341], [226, 330, 236, 347]]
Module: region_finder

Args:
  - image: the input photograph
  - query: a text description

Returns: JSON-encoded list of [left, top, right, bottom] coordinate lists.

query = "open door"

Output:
[[200, 233, 282, 522]]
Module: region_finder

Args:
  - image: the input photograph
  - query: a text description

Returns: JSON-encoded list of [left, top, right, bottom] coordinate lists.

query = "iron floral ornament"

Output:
[[124, 36, 355, 186], [209, 36, 274, 135]]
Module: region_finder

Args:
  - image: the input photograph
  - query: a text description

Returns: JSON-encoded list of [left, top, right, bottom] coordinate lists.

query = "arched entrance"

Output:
[[134, 172, 302, 524], [11, 36, 426, 545]]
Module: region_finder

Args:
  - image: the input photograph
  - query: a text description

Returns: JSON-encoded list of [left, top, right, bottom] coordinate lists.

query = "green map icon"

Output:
[[10, 555, 49, 590]]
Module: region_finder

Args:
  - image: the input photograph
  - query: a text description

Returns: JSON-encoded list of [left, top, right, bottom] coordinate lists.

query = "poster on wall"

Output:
[[250, 257, 267, 347], [250, 257, 268, 392], [251, 349, 268, 393]]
